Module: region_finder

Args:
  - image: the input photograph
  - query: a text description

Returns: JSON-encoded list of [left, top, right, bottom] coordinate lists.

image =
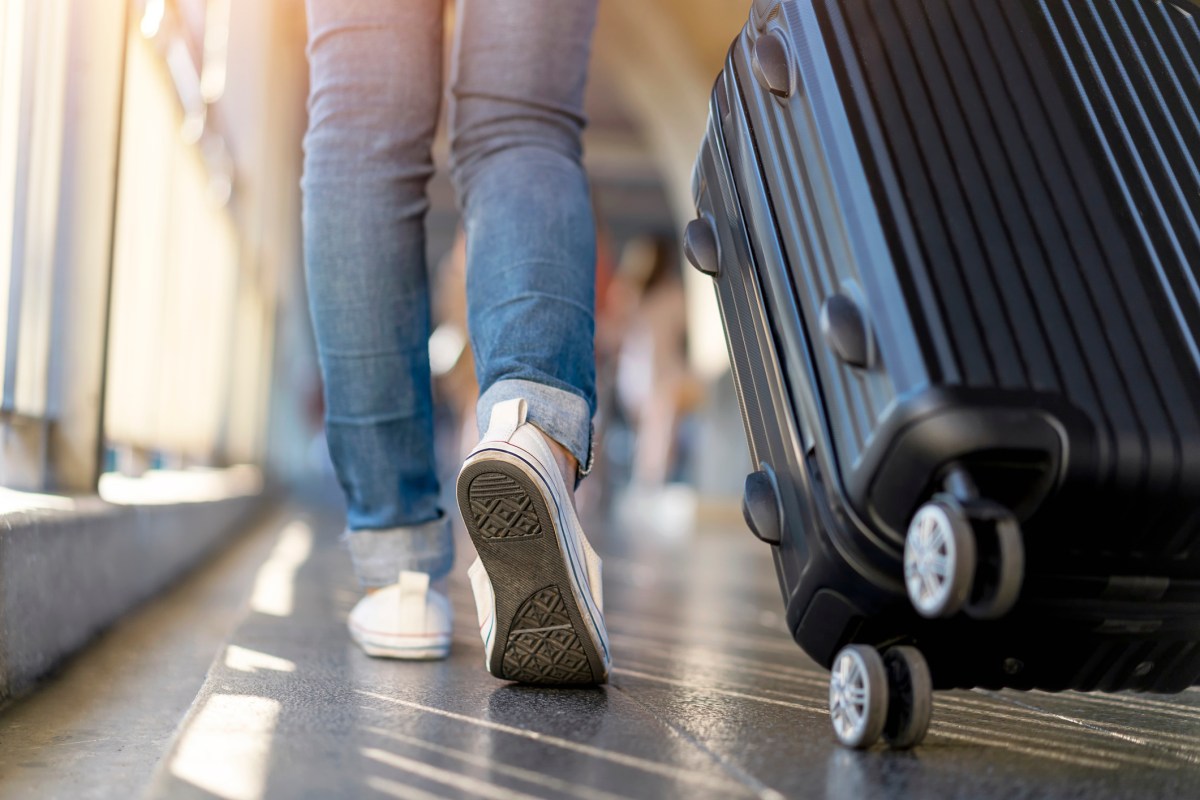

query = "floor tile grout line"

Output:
[[364, 775, 453, 800], [363, 726, 637, 800], [363, 748, 549, 800], [975, 690, 1200, 764], [356, 690, 753, 794], [607, 681, 788, 800]]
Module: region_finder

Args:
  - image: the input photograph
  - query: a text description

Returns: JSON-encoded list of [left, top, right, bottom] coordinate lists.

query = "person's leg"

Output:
[[449, 0, 608, 686], [449, 0, 599, 478], [301, 0, 452, 590]]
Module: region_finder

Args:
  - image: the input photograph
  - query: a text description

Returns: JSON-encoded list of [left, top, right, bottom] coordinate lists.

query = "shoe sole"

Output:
[[356, 641, 450, 660], [458, 458, 606, 686], [349, 626, 451, 661]]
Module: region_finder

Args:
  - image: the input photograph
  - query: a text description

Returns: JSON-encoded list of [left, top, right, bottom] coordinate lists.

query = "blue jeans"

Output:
[[302, 0, 598, 586]]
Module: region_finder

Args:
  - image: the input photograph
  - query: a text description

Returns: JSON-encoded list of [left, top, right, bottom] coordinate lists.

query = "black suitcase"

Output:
[[686, 0, 1200, 748]]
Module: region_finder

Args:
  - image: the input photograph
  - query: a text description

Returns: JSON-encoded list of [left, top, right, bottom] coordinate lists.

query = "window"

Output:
[[1, 0, 291, 492], [0, 0, 69, 420]]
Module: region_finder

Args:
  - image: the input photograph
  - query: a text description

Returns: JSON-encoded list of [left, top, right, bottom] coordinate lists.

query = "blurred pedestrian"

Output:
[[609, 236, 700, 487]]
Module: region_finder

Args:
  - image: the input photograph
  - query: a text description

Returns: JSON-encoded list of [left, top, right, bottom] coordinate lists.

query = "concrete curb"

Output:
[[0, 492, 268, 701]]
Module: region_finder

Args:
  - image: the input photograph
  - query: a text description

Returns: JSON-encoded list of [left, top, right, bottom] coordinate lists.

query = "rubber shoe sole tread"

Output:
[[458, 459, 604, 686]]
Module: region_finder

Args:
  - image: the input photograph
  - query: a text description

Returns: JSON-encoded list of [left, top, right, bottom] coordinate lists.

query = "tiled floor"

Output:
[[5, 493, 1200, 799]]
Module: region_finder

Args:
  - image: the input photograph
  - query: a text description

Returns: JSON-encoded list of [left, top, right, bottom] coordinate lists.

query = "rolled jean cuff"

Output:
[[477, 378, 593, 477], [343, 516, 454, 588]]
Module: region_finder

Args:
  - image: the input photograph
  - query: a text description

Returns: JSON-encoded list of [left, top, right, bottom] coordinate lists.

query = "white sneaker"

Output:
[[458, 398, 609, 685], [348, 571, 452, 660]]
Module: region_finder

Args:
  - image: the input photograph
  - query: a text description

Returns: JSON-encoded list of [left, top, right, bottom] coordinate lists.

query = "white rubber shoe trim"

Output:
[[469, 556, 497, 666], [348, 570, 452, 661]]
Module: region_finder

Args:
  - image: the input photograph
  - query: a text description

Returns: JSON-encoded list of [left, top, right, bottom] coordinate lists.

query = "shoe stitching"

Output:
[[470, 565, 497, 654]]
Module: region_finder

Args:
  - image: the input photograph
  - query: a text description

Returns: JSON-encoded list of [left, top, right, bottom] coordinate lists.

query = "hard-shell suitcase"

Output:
[[686, 0, 1200, 748]]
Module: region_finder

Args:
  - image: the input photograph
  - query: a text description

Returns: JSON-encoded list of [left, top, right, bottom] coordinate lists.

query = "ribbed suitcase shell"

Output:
[[695, 0, 1200, 692]]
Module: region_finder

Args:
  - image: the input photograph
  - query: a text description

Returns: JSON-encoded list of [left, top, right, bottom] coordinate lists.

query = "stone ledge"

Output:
[[0, 483, 268, 701]]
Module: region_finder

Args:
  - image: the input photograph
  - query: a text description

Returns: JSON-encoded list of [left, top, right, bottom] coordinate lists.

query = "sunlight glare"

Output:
[[140, 0, 164, 38], [0, 487, 77, 514], [224, 645, 297, 674], [249, 520, 314, 617], [169, 693, 280, 800]]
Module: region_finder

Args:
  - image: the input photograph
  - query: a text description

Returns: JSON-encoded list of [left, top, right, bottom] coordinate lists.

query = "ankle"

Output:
[[538, 428, 578, 498]]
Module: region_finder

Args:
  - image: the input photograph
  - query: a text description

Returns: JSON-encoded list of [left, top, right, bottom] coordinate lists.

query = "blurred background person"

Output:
[[606, 236, 702, 489]]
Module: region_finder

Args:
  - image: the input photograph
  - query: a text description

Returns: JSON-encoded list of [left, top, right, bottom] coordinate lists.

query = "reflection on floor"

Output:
[[4, 493, 1200, 799]]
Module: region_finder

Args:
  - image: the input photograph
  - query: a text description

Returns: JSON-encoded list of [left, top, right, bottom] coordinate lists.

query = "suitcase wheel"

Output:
[[828, 645, 933, 750], [882, 646, 933, 749], [903, 497, 1025, 620], [828, 645, 888, 749], [963, 511, 1024, 621], [904, 500, 977, 618]]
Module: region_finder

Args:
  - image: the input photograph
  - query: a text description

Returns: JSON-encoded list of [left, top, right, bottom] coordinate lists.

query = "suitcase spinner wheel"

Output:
[[882, 647, 933, 749], [904, 492, 1025, 621], [903, 500, 977, 619], [828, 645, 932, 749]]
